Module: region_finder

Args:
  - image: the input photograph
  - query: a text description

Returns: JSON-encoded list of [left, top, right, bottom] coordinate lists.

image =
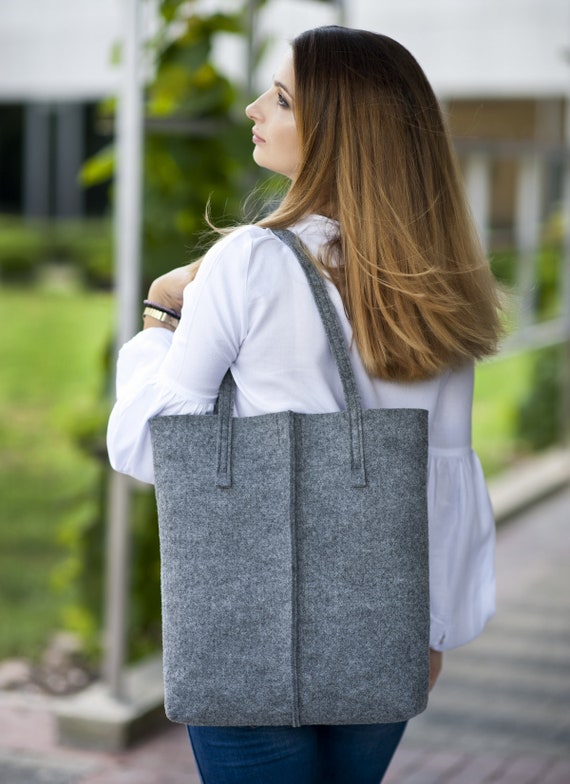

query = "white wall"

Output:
[[251, 0, 570, 99], [0, 0, 124, 101], [0, 0, 568, 102], [216, 0, 570, 99], [347, 0, 570, 98]]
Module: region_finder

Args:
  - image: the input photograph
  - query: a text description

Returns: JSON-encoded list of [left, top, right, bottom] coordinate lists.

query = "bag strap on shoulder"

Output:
[[271, 229, 362, 414], [216, 228, 366, 488]]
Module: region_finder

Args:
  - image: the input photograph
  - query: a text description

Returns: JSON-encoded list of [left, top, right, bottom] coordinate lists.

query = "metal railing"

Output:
[[460, 139, 570, 355], [461, 138, 570, 448]]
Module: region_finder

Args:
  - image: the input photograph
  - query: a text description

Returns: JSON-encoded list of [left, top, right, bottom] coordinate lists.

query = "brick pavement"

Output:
[[387, 485, 570, 783], [1, 486, 569, 783]]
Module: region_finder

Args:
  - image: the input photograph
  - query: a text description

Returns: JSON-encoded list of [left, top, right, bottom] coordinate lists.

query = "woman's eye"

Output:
[[277, 92, 290, 109]]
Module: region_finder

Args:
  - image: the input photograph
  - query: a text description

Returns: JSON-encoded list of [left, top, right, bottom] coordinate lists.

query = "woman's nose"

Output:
[[245, 98, 261, 121]]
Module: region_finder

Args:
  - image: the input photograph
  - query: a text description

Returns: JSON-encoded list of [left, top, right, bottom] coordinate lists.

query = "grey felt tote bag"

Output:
[[149, 228, 430, 727]]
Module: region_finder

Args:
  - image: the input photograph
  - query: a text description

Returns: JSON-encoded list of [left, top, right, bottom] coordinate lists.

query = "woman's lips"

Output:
[[252, 129, 265, 144]]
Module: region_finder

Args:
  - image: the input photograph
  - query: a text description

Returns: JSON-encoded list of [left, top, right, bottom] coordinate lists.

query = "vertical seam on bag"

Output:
[[289, 413, 301, 727]]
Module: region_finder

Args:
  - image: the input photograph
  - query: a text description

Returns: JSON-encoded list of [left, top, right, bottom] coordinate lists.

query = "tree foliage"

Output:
[[63, 0, 265, 662], [82, 0, 258, 287]]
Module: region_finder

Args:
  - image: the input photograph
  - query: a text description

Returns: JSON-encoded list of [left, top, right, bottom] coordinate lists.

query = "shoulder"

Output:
[[197, 224, 307, 291], [201, 215, 338, 268], [192, 216, 337, 293], [203, 225, 278, 265], [190, 226, 280, 285]]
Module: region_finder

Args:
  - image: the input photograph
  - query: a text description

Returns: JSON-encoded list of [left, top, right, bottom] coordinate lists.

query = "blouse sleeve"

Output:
[[427, 363, 496, 651], [106, 228, 252, 484]]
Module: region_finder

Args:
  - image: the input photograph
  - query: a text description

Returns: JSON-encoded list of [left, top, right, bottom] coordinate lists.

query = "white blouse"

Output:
[[107, 214, 495, 653]]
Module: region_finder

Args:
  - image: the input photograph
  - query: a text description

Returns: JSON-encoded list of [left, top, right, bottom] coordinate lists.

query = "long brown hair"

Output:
[[258, 26, 503, 381]]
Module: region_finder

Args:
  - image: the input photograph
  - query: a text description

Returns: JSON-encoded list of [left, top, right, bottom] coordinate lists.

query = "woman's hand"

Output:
[[429, 649, 443, 691], [147, 262, 201, 315], [143, 262, 201, 330]]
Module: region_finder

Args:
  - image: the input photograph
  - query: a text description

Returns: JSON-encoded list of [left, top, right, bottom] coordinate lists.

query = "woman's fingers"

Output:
[[429, 649, 443, 691]]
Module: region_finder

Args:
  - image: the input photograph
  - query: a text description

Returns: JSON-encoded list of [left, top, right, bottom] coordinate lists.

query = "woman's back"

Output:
[[107, 24, 501, 783], [130, 215, 469, 447]]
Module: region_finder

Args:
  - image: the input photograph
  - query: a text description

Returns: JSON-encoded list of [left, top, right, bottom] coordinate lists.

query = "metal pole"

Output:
[[515, 154, 542, 331], [464, 152, 491, 253], [336, 0, 347, 25], [23, 104, 51, 218], [103, 0, 144, 700], [246, 0, 256, 98], [561, 97, 570, 444]]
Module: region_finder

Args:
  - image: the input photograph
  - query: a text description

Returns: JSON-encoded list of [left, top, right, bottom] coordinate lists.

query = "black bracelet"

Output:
[[143, 300, 181, 320]]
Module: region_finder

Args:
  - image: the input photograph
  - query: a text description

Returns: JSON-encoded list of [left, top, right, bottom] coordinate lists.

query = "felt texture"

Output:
[[149, 230, 430, 726]]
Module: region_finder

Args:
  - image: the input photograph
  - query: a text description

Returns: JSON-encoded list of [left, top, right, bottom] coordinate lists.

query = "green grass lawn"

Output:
[[0, 285, 113, 660], [0, 284, 536, 661], [473, 352, 533, 476]]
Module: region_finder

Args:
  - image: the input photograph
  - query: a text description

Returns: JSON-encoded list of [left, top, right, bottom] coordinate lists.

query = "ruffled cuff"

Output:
[[427, 447, 496, 651]]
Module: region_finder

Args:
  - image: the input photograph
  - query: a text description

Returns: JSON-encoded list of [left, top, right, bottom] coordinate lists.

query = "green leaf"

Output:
[[79, 145, 115, 186], [160, 0, 194, 23]]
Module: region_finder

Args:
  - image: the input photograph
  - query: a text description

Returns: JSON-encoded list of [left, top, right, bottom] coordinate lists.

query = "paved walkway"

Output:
[[1, 486, 569, 783], [386, 484, 570, 783]]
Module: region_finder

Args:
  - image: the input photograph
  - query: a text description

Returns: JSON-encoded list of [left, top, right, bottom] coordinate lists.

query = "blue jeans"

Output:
[[187, 722, 407, 784]]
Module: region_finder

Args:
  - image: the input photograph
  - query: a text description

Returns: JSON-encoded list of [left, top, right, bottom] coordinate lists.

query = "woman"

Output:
[[108, 26, 502, 784]]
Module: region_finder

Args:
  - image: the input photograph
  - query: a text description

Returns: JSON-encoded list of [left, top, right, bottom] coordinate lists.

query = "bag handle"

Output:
[[273, 229, 366, 486], [216, 228, 366, 488]]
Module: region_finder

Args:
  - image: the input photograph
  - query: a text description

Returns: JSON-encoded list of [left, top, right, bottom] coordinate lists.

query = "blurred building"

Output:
[[0, 0, 126, 217], [1, 0, 569, 244]]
